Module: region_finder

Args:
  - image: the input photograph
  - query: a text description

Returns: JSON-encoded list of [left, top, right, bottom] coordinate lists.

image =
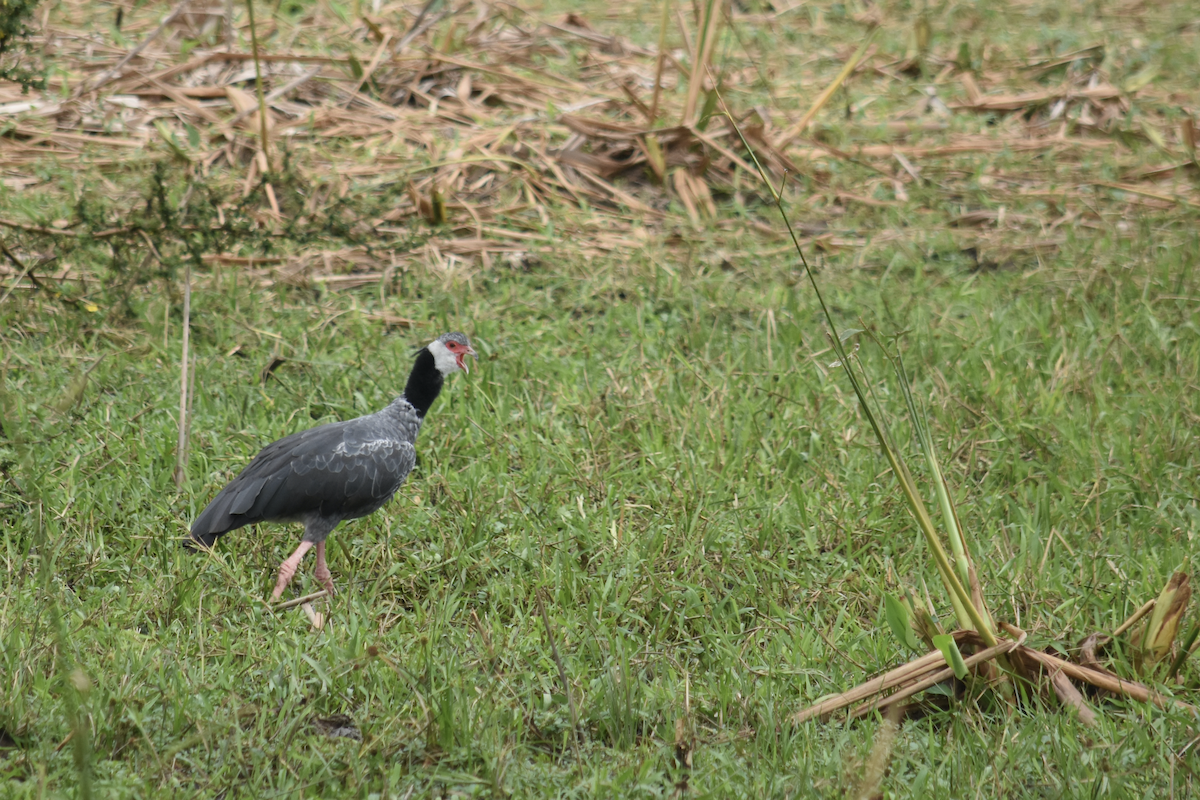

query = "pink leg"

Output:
[[272, 540, 314, 600], [313, 542, 335, 594]]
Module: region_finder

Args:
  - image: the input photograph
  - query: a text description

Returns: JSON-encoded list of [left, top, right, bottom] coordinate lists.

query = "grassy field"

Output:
[[2, 0, 1199, 797]]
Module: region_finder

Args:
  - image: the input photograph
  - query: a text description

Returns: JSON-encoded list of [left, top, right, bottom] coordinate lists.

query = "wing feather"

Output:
[[190, 419, 416, 546]]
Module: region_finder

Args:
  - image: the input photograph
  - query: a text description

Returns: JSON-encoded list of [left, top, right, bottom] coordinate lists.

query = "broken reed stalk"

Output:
[[1047, 669, 1098, 726], [300, 602, 325, 630], [1016, 647, 1191, 712], [1114, 598, 1156, 637], [797, 648, 948, 723], [803, 614, 1195, 726], [244, 0, 272, 172], [796, 631, 1024, 723], [847, 635, 1024, 721], [275, 589, 329, 611], [173, 260, 191, 489]]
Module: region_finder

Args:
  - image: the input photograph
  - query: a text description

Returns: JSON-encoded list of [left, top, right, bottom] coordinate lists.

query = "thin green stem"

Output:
[[245, 0, 272, 172], [715, 92, 998, 648]]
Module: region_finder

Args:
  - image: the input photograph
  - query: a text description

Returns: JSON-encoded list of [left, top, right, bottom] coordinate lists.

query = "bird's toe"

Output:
[[314, 567, 335, 595]]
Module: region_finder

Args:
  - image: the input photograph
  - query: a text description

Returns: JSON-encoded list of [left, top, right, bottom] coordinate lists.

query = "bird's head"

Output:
[[427, 332, 477, 375]]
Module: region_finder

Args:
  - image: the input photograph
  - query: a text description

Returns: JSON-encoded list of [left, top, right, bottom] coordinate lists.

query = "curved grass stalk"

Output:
[[715, 93, 998, 648], [245, 0, 272, 172], [892, 346, 995, 636]]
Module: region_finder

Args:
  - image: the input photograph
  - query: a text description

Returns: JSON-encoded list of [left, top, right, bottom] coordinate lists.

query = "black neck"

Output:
[[402, 347, 444, 418]]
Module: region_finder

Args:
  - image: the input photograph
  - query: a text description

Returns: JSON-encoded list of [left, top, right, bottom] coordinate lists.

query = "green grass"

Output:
[[3, 221, 1198, 797], [2, 0, 1200, 796]]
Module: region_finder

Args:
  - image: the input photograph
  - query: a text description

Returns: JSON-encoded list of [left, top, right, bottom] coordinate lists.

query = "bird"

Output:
[[190, 331, 475, 600]]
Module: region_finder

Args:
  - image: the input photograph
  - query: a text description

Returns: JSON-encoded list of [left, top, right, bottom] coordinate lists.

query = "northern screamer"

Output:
[[189, 332, 475, 600]]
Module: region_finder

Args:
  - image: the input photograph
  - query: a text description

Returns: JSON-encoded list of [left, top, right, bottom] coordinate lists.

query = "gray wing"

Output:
[[191, 420, 416, 545]]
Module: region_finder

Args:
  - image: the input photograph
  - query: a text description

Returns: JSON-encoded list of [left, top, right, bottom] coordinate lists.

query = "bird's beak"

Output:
[[457, 346, 477, 374]]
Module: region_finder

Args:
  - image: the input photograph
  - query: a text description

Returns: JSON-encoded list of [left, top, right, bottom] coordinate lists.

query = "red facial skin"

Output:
[[444, 340, 477, 372]]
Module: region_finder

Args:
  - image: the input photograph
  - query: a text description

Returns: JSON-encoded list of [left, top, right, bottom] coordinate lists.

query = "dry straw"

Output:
[[2, 0, 1194, 299]]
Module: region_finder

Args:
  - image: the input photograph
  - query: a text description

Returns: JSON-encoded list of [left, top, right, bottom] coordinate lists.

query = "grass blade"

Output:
[[649, 0, 671, 126], [716, 89, 997, 647], [1168, 620, 1200, 679], [681, 0, 721, 125], [776, 27, 879, 147], [244, 0, 272, 172], [173, 259, 191, 489]]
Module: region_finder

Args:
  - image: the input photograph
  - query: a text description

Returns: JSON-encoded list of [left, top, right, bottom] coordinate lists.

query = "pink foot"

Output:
[[314, 542, 335, 594], [272, 541, 314, 601]]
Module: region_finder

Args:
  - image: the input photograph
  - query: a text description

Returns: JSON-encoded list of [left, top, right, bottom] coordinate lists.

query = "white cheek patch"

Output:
[[427, 339, 460, 375]]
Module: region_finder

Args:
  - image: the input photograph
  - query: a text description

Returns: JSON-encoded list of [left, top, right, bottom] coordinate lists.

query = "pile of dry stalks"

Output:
[[796, 575, 1196, 727]]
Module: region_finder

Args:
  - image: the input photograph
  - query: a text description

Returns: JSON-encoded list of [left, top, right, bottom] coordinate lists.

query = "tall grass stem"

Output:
[[245, 0, 272, 172], [715, 87, 997, 647]]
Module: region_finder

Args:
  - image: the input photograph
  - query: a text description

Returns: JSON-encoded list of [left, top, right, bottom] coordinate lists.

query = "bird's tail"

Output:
[[187, 503, 226, 550], [185, 528, 220, 550]]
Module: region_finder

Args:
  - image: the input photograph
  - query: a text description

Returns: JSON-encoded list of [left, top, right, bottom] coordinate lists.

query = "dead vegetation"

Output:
[[0, 0, 1196, 295], [794, 576, 1197, 727]]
